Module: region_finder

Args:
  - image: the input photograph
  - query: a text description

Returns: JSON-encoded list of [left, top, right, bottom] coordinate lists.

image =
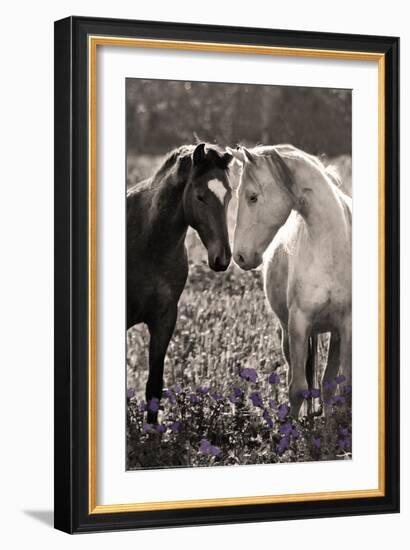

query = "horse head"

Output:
[[183, 143, 233, 271], [230, 146, 294, 270]]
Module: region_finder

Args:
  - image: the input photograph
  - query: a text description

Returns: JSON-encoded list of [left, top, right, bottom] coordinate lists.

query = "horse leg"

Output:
[[322, 331, 341, 417], [305, 335, 317, 416], [312, 334, 321, 414], [280, 326, 295, 409], [280, 326, 294, 409], [339, 315, 352, 385], [146, 304, 178, 424], [288, 307, 311, 418], [281, 326, 290, 366]]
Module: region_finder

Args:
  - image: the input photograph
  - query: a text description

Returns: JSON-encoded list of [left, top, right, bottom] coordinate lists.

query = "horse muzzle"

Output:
[[233, 250, 262, 271], [209, 249, 231, 272]]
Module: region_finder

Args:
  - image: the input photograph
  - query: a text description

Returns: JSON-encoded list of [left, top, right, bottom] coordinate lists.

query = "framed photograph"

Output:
[[54, 16, 399, 533]]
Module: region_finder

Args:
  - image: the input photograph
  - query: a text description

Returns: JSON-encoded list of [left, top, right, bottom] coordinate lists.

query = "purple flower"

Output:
[[268, 372, 280, 385], [173, 383, 182, 395], [148, 398, 160, 412], [143, 423, 152, 433], [338, 438, 347, 450], [249, 391, 264, 408], [263, 409, 274, 428], [239, 368, 258, 383], [199, 439, 222, 457], [312, 437, 321, 449], [155, 424, 166, 433], [334, 395, 346, 404], [343, 384, 352, 394], [170, 421, 181, 433], [335, 375, 346, 384], [199, 439, 211, 454], [163, 389, 176, 404], [279, 422, 293, 436], [196, 386, 209, 395], [278, 437, 289, 454], [139, 400, 147, 412], [210, 445, 221, 457], [210, 392, 223, 402], [340, 427, 349, 437], [279, 422, 299, 438], [311, 388, 320, 398], [324, 380, 336, 391], [278, 403, 289, 422], [269, 399, 278, 410], [127, 387, 135, 399], [301, 389, 310, 399], [229, 387, 243, 404], [189, 394, 199, 404]]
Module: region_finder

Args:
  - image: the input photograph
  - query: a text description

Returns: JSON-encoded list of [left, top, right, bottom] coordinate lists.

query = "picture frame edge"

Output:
[[54, 15, 400, 534]]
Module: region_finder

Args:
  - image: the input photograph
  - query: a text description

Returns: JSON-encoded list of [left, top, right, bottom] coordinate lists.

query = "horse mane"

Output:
[[153, 143, 231, 184], [153, 145, 193, 180], [252, 144, 343, 191], [244, 144, 296, 193], [323, 163, 342, 188]]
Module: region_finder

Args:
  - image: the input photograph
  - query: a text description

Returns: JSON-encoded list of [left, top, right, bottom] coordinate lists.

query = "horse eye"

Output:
[[249, 193, 258, 203], [196, 194, 205, 203]]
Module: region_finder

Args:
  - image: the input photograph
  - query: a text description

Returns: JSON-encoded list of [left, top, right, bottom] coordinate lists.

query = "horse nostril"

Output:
[[236, 253, 245, 266], [210, 250, 231, 272]]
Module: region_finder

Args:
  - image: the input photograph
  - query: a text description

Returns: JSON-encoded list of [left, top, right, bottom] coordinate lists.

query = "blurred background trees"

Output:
[[126, 79, 351, 157]]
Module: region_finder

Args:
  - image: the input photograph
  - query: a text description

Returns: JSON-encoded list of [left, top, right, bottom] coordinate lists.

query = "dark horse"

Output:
[[127, 143, 233, 423]]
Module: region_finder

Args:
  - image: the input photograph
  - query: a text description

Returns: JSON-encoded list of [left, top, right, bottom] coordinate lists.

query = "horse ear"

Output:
[[243, 147, 255, 163], [193, 143, 206, 166], [269, 147, 283, 166], [226, 146, 245, 164], [270, 147, 295, 193], [223, 151, 233, 166]]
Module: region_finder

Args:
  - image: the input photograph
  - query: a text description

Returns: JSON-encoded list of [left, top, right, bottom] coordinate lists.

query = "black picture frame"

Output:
[[54, 15, 400, 533]]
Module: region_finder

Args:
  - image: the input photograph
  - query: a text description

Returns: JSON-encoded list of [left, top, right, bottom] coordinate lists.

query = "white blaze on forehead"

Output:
[[207, 179, 227, 205]]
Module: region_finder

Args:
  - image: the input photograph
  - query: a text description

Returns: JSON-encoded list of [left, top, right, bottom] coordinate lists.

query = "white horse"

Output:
[[229, 145, 352, 418]]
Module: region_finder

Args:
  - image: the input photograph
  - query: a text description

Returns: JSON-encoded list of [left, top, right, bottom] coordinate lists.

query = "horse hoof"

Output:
[[313, 405, 323, 417]]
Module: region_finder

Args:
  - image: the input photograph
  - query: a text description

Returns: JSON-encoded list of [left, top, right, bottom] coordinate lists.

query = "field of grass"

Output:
[[126, 153, 352, 470], [127, 264, 351, 469]]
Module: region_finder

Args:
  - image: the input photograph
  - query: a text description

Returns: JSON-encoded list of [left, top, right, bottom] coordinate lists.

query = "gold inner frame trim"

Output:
[[88, 35, 386, 514]]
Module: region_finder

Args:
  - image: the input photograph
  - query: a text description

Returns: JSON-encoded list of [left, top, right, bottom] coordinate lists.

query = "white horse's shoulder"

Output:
[[262, 211, 305, 295]]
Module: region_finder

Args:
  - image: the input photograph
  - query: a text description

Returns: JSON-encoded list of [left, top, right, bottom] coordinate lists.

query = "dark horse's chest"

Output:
[[127, 248, 188, 326], [127, 188, 188, 329]]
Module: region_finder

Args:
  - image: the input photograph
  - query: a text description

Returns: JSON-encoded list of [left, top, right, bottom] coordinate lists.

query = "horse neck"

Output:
[[292, 173, 348, 244], [148, 171, 188, 253]]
